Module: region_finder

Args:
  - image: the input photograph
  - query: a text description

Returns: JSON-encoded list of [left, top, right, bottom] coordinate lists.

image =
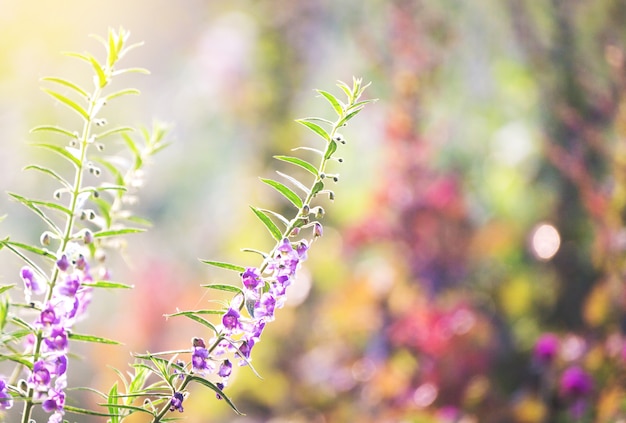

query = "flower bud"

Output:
[[314, 222, 323, 237], [83, 229, 94, 245], [301, 204, 310, 216], [313, 206, 325, 219], [333, 134, 346, 144], [40, 232, 52, 246]]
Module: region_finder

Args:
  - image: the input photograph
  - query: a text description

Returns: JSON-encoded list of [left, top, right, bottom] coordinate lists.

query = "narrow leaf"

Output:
[[317, 89, 344, 116], [23, 165, 72, 190], [0, 285, 15, 295], [250, 206, 282, 241], [31, 143, 81, 168], [68, 333, 121, 345], [260, 178, 303, 208], [171, 312, 218, 334], [41, 88, 89, 120], [105, 88, 140, 102], [274, 155, 318, 176], [324, 140, 338, 160], [311, 180, 325, 196], [296, 119, 330, 141], [198, 260, 245, 273], [203, 284, 244, 294], [30, 125, 78, 139], [88, 55, 108, 88], [337, 109, 362, 127], [80, 281, 134, 289], [256, 208, 289, 226], [64, 405, 116, 417], [42, 76, 88, 98], [276, 171, 309, 194], [95, 126, 134, 140], [2, 239, 56, 260], [112, 67, 150, 76], [93, 228, 145, 238], [188, 376, 244, 415]]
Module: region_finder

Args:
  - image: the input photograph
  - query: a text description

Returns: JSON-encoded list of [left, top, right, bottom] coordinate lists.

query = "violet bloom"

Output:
[[21, 266, 45, 296], [42, 387, 65, 413], [242, 268, 262, 290], [56, 255, 70, 272], [222, 308, 241, 333], [170, 392, 184, 413], [28, 360, 51, 390], [57, 274, 80, 297], [533, 333, 560, 365], [254, 293, 276, 320], [37, 304, 59, 327], [191, 345, 210, 374], [560, 366, 593, 399], [0, 378, 13, 410], [44, 327, 69, 352], [218, 360, 232, 378]]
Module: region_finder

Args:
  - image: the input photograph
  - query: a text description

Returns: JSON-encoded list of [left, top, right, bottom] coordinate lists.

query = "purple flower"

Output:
[[313, 222, 323, 238], [21, 266, 45, 295], [56, 255, 70, 272], [170, 392, 184, 413], [222, 308, 241, 332], [218, 359, 232, 378], [51, 355, 68, 377], [215, 382, 225, 400], [44, 327, 68, 352], [37, 304, 60, 327], [560, 366, 593, 399], [28, 360, 51, 390], [42, 386, 65, 412], [254, 293, 276, 320], [0, 378, 13, 410], [238, 340, 254, 364], [192, 345, 209, 373], [533, 333, 560, 365], [57, 274, 80, 297], [242, 268, 262, 290]]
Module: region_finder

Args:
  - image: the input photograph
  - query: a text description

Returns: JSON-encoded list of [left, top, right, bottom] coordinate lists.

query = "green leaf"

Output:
[[107, 382, 120, 423], [337, 80, 353, 102], [256, 208, 289, 226], [188, 376, 244, 415], [311, 180, 325, 196], [2, 239, 56, 260], [273, 155, 318, 176], [62, 51, 92, 64], [112, 67, 150, 76], [105, 88, 140, 102], [41, 88, 89, 120], [93, 228, 145, 238], [88, 54, 108, 88], [276, 171, 309, 194], [0, 240, 50, 277], [30, 125, 78, 139], [202, 284, 244, 295], [64, 405, 116, 418], [42, 76, 88, 98], [250, 206, 283, 241], [81, 281, 134, 289], [295, 119, 330, 141], [260, 178, 303, 208], [317, 89, 344, 116], [337, 109, 362, 127], [198, 260, 245, 273], [31, 143, 81, 168], [165, 309, 223, 317], [169, 312, 219, 334], [122, 132, 142, 168], [0, 285, 15, 296], [24, 165, 72, 190], [95, 126, 134, 140], [68, 333, 121, 345], [9, 193, 72, 218], [324, 140, 338, 160]]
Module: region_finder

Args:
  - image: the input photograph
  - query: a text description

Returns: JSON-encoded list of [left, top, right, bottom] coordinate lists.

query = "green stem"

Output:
[[20, 77, 105, 423]]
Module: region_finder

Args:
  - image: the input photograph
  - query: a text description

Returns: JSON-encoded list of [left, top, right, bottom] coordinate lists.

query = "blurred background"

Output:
[[1, 0, 626, 422]]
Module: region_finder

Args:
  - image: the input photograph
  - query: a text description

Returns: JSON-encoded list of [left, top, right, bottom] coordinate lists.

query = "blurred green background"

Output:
[[2, 0, 626, 422]]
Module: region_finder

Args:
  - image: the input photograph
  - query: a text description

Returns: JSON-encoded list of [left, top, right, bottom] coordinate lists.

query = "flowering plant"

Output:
[[0, 27, 372, 423]]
